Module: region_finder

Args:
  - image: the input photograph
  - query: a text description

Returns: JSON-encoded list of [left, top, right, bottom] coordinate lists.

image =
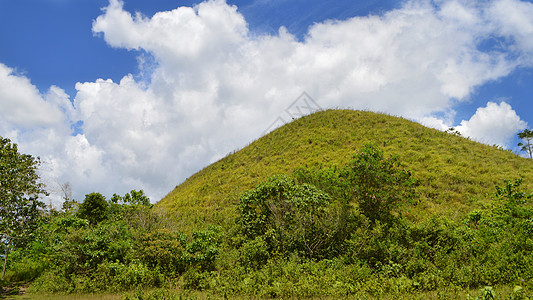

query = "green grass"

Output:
[[156, 109, 533, 231], [14, 294, 121, 300], [14, 284, 528, 300]]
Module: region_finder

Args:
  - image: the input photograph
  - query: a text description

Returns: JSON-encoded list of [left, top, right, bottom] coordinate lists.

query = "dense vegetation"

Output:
[[0, 137, 46, 282], [2, 110, 533, 299]]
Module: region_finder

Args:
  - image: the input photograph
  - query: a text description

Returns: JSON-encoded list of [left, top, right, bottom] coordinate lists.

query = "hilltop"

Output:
[[157, 109, 533, 230]]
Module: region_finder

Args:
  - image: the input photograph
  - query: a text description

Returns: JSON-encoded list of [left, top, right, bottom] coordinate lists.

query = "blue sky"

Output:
[[1, 0, 532, 204], [0, 0, 401, 96]]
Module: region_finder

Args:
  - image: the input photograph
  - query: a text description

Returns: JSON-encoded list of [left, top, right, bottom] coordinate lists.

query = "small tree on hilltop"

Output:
[[0, 137, 47, 280], [518, 129, 533, 159]]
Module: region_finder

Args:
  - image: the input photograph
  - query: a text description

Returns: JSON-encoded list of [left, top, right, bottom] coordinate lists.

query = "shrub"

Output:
[[295, 143, 417, 225], [240, 236, 270, 268], [236, 175, 354, 260], [186, 226, 223, 271], [339, 143, 417, 225], [138, 228, 187, 275], [180, 267, 213, 290]]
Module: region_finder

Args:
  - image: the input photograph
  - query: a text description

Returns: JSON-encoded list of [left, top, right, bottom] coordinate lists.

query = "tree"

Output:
[[340, 143, 417, 225], [296, 143, 417, 226], [445, 127, 461, 136], [0, 137, 46, 280], [237, 175, 353, 260], [518, 129, 533, 159], [78, 192, 108, 226], [110, 189, 151, 206]]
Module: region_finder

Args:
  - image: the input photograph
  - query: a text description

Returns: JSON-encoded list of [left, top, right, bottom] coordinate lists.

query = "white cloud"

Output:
[[2, 0, 533, 206], [487, 0, 533, 62], [93, 0, 248, 67], [0, 64, 65, 129], [0, 64, 78, 207], [456, 101, 527, 147]]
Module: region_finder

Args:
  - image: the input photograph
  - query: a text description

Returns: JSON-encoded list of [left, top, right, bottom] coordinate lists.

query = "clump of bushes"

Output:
[[228, 144, 533, 295], [5, 190, 223, 294]]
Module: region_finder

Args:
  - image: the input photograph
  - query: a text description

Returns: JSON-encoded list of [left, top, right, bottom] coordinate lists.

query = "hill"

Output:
[[156, 109, 533, 230]]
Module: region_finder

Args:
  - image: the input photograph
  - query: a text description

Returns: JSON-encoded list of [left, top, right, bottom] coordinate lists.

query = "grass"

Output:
[[156, 109, 533, 231], [13, 294, 122, 300], [13, 284, 528, 300]]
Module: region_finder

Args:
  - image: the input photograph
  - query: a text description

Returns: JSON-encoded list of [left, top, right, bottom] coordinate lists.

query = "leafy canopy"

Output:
[[77, 192, 108, 226], [236, 175, 353, 260], [0, 137, 46, 244], [296, 143, 417, 225], [0, 137, 46, 279]]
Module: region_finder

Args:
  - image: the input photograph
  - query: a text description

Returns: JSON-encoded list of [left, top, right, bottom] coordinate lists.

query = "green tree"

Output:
[[296, 143, 417, 226], [0, 137, 46, 280], [237, 175, 353, 260], [78, 192, 108, 226], [518, 129, 533, 159], [340, 143, 417, 225], [110, 189, 151, 206], [138, 228, 187, 275], [445, 127, 461, 136]]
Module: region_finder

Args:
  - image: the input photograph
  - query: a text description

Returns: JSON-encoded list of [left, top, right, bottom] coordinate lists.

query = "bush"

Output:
[[341, 143, 417, 224], [236, 175, 354, 260], [3, 256, 47, 282], [186, 226, 223, 271], [240, 236, 270, 268], [138, 228, 187, 275], [101, 261, 163, 291], [30, 269, 72, 293]]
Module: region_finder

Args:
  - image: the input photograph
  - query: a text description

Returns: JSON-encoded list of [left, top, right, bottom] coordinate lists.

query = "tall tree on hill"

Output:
[[518, 129, 533, 159], [0, 137, 47, 280]]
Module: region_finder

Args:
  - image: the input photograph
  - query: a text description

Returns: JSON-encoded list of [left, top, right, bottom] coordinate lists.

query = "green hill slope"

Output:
[[157, 109, 533, 230]]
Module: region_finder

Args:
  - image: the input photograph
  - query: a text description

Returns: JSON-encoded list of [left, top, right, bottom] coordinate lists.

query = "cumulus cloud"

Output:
[[2, 0, 533, 205], [0, 64, 65, 129], [456, 101, 527, 147]]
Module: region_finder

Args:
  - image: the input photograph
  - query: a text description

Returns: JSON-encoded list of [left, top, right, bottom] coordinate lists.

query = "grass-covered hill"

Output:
[[5, 109, 533, 298], [157, 109, 533, 230]]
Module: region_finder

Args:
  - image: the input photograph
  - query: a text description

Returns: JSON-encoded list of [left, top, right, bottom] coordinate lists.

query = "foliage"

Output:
[[138, 228, 187, 275], [111, 190, 151, 207], [518, 129, 533, 159], [5, 176, 533, 298], [0, 136, 46, 280], [6, 193, 224, 294], [236, 175, 354, 261], [296, 143, 417, 225], [107, 190, 157, 229], [186, 226, 222, 271], [78, 192, 108, 226], [445, 127, 462, 136], [467, 286, 497, 300], [492, 178, 533, 222], [342, 143, 417, 224]]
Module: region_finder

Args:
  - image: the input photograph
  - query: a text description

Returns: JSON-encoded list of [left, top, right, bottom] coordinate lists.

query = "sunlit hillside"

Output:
[[157, 109, 533, 230]]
